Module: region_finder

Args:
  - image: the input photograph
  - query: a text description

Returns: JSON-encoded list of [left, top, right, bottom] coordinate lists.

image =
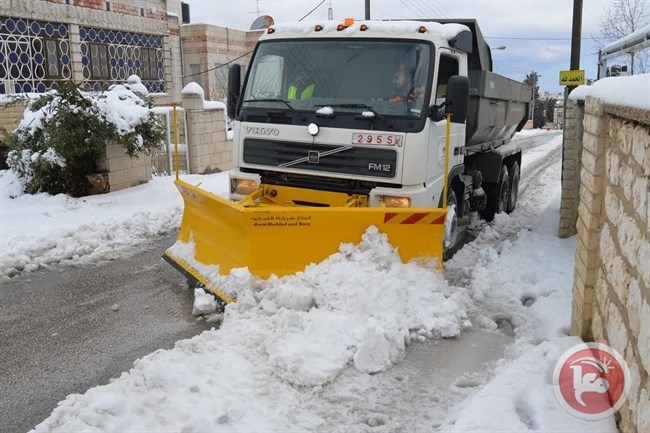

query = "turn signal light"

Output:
[[344, 17, 355, 26], [233, 179, 259, 195], [382, 196, 411, 208]]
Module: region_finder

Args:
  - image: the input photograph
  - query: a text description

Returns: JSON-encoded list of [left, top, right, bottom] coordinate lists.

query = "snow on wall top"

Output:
[[602, 23, 650, 54], [266, 20, 468, 41], [569, 74, 650, 110]]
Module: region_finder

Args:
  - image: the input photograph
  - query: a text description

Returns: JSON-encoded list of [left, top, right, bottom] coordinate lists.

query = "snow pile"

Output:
[[31, 227, 472, 432], [452, 337, 615, 432]]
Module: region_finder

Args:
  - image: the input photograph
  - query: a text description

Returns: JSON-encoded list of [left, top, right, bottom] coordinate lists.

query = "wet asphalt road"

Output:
[[0, 234, 211, 433]]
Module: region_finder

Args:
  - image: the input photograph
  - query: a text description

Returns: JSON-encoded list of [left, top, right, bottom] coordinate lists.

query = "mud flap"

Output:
[[164, 179, 446, 302]]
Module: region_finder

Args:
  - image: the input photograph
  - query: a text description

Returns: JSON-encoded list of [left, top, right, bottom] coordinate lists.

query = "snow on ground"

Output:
[[1, 131, 617, 432], [0, 171, 228, 281]]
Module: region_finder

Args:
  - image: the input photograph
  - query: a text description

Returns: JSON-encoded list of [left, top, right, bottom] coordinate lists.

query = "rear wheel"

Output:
[[506, 161, 520, 213], [481, 164, 510, 222]]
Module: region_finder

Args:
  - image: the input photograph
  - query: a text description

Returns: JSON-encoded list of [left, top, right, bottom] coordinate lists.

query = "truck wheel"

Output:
[[506, 161, 520, 213], [444, 190, 459, 260], [481, 165, 510, 222]]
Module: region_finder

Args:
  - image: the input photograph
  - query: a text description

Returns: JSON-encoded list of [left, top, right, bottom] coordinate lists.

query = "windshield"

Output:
[[241, 39, 432, 119]]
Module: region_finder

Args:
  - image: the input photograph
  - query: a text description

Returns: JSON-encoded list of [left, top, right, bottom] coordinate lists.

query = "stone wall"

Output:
[[0, 98, 28, 168], [570, 95, 649, 433], [97, 143, 152, 192], [0, 99, 28, 136], [181, 84, 231, 173], [559, 98, 584, 238]]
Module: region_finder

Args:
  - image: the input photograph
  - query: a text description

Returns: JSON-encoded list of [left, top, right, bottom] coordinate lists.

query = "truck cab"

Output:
[[227, 18, 529, 249]]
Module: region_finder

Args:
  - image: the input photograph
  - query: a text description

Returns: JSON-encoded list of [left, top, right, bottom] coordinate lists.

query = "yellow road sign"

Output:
[[559, 70, 585, 86]]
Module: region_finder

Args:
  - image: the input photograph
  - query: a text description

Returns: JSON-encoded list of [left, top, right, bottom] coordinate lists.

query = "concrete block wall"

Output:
[[571, 96, 650, 433], [97, 143, 152, 191], [0, 99, 27, 168], [559, 99, 584, 238], [0, 99, 28, 136], [181, 85, 230, 174]]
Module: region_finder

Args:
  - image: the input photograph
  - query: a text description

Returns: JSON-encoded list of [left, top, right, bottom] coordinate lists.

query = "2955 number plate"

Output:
[[352, 132, 404, 147]]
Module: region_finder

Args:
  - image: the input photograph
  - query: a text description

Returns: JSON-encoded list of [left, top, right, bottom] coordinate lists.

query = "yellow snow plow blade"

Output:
[[164, 179, 446, 303]]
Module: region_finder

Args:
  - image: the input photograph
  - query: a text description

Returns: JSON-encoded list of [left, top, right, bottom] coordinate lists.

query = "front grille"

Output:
[[243, 138, 397, 178]]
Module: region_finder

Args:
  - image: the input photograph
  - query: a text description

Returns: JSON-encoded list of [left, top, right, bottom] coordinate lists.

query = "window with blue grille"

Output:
[[79, 26, 165, 93], [0, 16, 71, 94]]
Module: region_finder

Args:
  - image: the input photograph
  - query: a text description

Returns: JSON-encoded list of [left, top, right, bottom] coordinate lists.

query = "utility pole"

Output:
[[531, 73, 541, 126], [561, 0, 583, 193], [569, 0, 583, 90], [365, 0, 370, 19]]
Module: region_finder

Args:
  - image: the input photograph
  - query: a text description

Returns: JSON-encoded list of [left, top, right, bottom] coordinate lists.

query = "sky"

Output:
[[182, 0, 618, 93], [0, 130, 619, 432]]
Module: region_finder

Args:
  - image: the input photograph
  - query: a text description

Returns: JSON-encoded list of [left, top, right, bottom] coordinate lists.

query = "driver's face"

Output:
[[393, 67, 409, 92]]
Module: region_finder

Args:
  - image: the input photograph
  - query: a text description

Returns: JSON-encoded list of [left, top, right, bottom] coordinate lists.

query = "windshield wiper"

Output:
[[316, 103, 391, 128], [242, 98, 295, 111]]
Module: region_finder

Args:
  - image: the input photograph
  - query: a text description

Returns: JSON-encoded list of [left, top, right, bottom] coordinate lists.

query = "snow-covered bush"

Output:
[[5, 77, 164, 196]]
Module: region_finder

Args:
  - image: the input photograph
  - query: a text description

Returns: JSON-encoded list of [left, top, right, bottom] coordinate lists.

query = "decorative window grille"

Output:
[[79, 26, 165, 93], [0, 16, 71, 94]]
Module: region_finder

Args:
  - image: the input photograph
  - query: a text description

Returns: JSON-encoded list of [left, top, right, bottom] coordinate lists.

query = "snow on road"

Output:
[[1, 130, 617, 432]]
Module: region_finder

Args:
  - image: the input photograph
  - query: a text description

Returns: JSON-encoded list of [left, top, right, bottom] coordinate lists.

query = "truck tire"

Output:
[[444, 189, 459, 260], [481, 165, 510, 222], [506, 161, 520, 213]]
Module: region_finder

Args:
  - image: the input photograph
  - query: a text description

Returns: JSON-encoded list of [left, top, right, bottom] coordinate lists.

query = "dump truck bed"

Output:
[[424, 18, 531, 152]]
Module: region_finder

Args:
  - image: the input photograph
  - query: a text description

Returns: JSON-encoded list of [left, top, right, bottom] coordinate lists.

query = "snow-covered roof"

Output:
[[601, 23, 650, 56], [263, 20, 468, 42]]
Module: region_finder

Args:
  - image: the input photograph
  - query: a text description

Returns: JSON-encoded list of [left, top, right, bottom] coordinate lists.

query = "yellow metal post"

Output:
[[172, 104, 179, 180], [442, 113, 452, 209]]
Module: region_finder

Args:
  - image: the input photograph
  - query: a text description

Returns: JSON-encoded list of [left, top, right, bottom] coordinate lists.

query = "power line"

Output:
[[485, 36, 608, 40], [400, 0, 427, 19], [299, 0, 326, 22], [182, 50, 252, 79], [419, 0, 448, 18]]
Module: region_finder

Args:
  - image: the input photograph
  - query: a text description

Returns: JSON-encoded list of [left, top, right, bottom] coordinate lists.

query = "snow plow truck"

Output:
[[163, 18, 531, 303]]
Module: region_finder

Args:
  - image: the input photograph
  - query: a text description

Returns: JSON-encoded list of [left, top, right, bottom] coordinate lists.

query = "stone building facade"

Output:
[[0, 0, 184, 105], [0, 1, 263, 189], [567, 93, 649, 433], [180, 23, 262, 101]]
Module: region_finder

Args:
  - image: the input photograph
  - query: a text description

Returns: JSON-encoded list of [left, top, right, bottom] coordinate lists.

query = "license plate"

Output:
[[352, 133, 403, 147]]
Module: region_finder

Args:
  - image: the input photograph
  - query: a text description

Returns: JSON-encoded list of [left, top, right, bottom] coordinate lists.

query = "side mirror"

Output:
[[227, 64, 241, 119], [445, 75, 469, 124]]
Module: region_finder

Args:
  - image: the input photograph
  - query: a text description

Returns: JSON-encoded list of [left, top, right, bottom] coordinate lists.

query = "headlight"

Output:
[[232, 179, 259, 195], [382, 196, 411, 208]]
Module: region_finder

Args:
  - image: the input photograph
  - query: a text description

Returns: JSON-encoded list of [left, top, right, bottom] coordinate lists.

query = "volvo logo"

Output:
[[245, 126, 279, 136], [308, 151, 320, 163]]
